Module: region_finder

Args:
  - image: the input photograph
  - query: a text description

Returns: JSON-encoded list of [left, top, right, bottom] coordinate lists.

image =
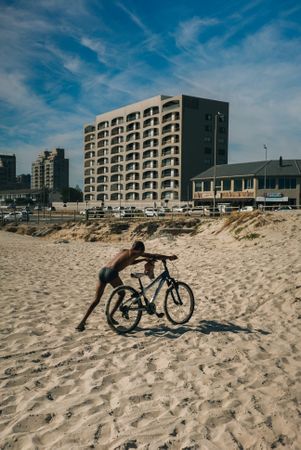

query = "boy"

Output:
[[76, 240, 177, 331]]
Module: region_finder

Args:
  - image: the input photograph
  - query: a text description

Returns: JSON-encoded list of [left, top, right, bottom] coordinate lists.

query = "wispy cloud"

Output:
[[176, 17, 219, 48]]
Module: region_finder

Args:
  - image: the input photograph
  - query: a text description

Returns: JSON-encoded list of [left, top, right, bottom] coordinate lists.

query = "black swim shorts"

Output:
[[99, 267, 119, 283]]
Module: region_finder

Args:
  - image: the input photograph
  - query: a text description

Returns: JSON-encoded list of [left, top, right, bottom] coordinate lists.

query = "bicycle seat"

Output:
[[131, 272, 146, 279]]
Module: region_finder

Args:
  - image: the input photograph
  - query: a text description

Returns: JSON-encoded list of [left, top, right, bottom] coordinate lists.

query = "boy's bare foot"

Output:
[[76, 323, 86, 332]]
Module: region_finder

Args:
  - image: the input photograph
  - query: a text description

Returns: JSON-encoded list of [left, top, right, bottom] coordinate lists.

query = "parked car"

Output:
[[276, 206, 293, 211], [172, 205, 190, 213], [204, 207, 220, 216], [187, 207, 204, 216], [239, 206, 254, 213], [90, 207, 104, 218], [144, 207, 165, 217], [47, 206, 56, 211], [3, 211, 27, 222]]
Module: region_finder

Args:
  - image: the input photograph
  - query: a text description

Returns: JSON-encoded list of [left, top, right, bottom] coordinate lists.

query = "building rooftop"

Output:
[[191, 159, 301, 179]]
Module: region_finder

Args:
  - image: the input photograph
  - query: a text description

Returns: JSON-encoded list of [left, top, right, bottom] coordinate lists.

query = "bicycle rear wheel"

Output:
[[106, 285, 142, 334], [164, 281, 195, 325]]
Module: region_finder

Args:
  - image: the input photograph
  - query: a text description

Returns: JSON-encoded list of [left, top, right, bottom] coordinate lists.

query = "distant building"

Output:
[[191, 158, 301, 207], [83, 94, 229, 204], [0, 153, 16, 189], [31, 148, 69, 192], [16, 174, 31, 189]]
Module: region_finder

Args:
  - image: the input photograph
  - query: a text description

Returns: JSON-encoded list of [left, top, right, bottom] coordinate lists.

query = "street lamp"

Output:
[[263, 144, 268, 211], [213, 112, 224, 212]]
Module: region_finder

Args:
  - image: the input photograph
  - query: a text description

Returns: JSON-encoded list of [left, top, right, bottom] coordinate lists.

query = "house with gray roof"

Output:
[[191, 158, 301, 208]]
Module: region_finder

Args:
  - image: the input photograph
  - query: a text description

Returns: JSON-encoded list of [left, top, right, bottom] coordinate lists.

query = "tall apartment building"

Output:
[[31, 148, 69, 191], [0, 153, 16, 188], [83, 95, 229, 204]]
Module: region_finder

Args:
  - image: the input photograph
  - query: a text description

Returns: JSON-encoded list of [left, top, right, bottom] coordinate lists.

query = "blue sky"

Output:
[[0, 0, 301, 188]]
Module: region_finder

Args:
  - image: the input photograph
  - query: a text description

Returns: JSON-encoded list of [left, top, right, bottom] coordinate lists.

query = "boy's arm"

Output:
[[143, 252, 177, 261], [130, 258, 149, 265]]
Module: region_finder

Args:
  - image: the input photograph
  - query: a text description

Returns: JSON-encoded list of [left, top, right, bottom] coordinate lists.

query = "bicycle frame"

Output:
[[133, 261, 174, 308]]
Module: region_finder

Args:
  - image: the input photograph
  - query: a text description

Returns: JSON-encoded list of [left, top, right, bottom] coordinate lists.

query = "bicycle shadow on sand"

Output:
[[137, 319, 270, 339]]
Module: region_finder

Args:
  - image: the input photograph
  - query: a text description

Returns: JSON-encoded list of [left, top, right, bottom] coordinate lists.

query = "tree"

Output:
[[60, 187, 83, 203]]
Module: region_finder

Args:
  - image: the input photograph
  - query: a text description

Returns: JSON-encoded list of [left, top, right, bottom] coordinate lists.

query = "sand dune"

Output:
[[1, 212, 301, 449]]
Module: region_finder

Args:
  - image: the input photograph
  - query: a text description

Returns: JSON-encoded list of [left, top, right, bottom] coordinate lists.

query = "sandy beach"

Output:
[[1, 212, 301, 449]]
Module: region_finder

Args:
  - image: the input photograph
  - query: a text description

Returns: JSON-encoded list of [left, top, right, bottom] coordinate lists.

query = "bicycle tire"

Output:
[[106, 285, 143, 334], [164, 281, 195, 325]]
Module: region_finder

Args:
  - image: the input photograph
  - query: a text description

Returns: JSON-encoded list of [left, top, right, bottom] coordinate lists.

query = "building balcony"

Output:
[[111, 174, 123, 182], [111, 116, 124, 126], [143, 149, 158, 159], [126, 172, 140, 181], [126, 152, 140, 162], [126, 192, 139, 201], [97, 149, 109, 157], [126, 162, 139, 171], [143, 181, 157, 190], [126, 112, 140, 122], [97, 175, 108, 183], [84, 151, 95, 160], [84, 125, 95, 134], [111, 136, 124, 145], [143, 117, 159, 128], [126, 182, 140, 191], [111, 126, 124, 136], [97, 157, 109, 166], [162, 146, 179, 157], [111, 164, 123, 173], [97, 130, 109, 139], [162, 112, 180, 123], [85, 168, 95, 176], [162, 99, 180, 112], [126, 122, 140, 132], [97, 184, 108, 192], [162, 157, 179, 167], [126, 132, 140, 142], [111, 145, 124, 155], [162, 124, 180, 134], [111, 155, 123, 164], [162, 134, 180, 145], [142, 191, 158, 200], [143, 160, 158, 170], [143, 170, 158, 180], [143, 128, 159, 139], [97, 121, 109, 130], [143, 106, 159, 117], [143, 138, 159, 149], [126, 143, 140, 152]]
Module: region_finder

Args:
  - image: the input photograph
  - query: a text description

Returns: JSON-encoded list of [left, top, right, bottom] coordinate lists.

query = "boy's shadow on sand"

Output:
[[136, 320, 270, 339]]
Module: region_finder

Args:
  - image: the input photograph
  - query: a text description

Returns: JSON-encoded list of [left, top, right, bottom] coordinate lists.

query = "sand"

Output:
[[0, 212, 301, 450]]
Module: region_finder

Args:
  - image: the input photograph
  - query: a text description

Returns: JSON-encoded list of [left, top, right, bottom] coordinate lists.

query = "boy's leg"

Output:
[[109, 276, 124, 322], [76, 280, 106, 331]]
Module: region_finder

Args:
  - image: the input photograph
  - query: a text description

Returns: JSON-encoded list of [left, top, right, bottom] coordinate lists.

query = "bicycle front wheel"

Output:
[[106, 285, 142, 334], [164, 281, 195, 325]]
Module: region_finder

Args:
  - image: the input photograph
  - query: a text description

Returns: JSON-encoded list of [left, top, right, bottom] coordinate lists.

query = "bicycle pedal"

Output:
[[156, 312, 164, 318]]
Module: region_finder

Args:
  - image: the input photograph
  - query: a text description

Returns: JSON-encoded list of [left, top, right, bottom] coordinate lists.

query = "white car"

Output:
[[3, 211, 27, 222], [239, 206, 254, 213], [144, 208, 165, 217]]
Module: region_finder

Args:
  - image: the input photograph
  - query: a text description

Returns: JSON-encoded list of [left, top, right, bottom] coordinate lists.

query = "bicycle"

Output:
[[105, 259, 195, 334]]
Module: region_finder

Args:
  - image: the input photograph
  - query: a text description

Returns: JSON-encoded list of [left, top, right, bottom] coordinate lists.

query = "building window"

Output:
[[205, 125, 212, 132], [222, 179, 231, 191], [195, 181, 202, 192], [204, 137, 212, 143], [258, 176, 276, 189], [204, 180, 211, 191], [218, 149, 225, 156], [204, 147, 211, 154], [279, 177, 296, 189], [234, 178, 242, 191], [244, 178, 254, 189], [219, 127, 226, 133], [205, 114, 212, 121]]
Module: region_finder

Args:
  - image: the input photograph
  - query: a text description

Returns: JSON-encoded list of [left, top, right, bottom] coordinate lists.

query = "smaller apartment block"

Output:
[[192, 159, 301, 207], [84, 95, 229, 205], [31, 148, 69, 192]]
